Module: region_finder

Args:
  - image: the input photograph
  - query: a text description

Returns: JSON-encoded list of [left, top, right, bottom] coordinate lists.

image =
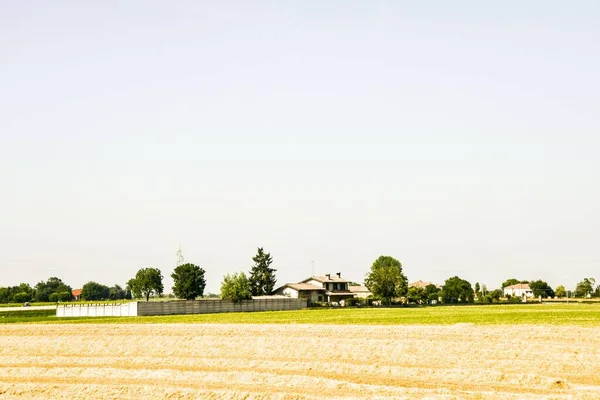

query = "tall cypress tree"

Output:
[[249, 247, 277, 296]]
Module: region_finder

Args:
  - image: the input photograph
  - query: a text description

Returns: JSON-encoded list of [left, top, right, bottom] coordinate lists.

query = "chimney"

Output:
[[336, 272, 341, 278], [325, 274, 331, 280]]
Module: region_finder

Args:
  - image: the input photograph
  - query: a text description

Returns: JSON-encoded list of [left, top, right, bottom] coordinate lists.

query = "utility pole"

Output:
[[176, 246, 184, 267]]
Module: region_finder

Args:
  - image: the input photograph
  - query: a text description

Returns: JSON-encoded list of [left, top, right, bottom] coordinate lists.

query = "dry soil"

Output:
[[1, 324, 599, 399]]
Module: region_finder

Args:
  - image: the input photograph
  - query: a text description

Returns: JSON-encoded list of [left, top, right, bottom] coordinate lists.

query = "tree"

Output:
[[171, 263, 207, 300], [406, 286, 426, 304], [248, 247, 277, 296], [474, 282, 480, 295], [424, 284, 441, 303], [57, 291, 72, 302], [0, 283, 34, 303], [13, 292, 31, 303], [442, 276, 474, 304], [574, 278, 596, 298], [555, 285, 567, 299], [127, 267, 164, 301], [529, 280, 554, 298], [220, 272, 252, 303], [489, 289, 503, 302], [34, 277, 72, 303], [479, 288, 502, 303], [108, 285, 127, 300], [81, 281, 110, 301], [364, 256, 408, 305]]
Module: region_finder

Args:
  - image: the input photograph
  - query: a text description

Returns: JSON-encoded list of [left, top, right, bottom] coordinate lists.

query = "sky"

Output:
[[1, 1, 599, 294]]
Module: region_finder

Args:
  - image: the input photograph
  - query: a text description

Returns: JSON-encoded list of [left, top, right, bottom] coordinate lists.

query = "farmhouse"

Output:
[[273, 273, 355, 303], [503, 283, 534, 299], [72, 289, 82, 301]]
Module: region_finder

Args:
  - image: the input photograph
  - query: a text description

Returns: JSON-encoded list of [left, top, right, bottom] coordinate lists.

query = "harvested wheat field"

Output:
[[1, 323, 600, 399]]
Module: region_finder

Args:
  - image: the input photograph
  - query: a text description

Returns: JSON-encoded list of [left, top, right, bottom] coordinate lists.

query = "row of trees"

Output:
[[499, 277, 600, 299], [80, 282, 131, 301], [123, 247, 277, 302], [572, 278, 600, 298], [0, 278, 72, 303], [0, 278, 134, 303], [363, 256, 478, 305], [2, 250, 597, 304], [0, 247, 278, 304], [220, 247, 277, 302], [362, 256, 600, 305]]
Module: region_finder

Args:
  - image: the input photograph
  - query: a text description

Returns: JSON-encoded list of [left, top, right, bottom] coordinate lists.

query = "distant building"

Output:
[[503, 284, 534, 299], [72, 289, 82, 301], [409, 280, 441, 289], [272, 273, 355, 303]]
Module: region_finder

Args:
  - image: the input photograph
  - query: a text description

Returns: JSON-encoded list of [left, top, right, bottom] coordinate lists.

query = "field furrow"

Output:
[[1, 324, 599, 399]]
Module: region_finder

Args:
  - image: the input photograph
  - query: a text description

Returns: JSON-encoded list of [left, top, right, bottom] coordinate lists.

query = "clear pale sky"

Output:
[[1, 1, 599, 294]]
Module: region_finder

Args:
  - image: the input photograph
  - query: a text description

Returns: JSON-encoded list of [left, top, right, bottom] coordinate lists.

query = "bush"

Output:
[[48, 293, 59, 302], [509, 296, 523, 304], [345, 298, 360, 307], [58, 291, 72, 302], [220, 273, 252, 303], [357, 298, 372, 307], [13, 292, 31, 303]]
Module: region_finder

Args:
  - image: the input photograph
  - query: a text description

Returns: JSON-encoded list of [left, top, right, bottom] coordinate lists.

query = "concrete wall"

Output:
[[137, 298, 307, 316], [56, 303, 138, 317], [56, 298, 307, 317]]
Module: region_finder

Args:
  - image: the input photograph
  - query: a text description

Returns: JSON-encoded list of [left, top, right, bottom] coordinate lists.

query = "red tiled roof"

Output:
[[72, 289, 82, 296]]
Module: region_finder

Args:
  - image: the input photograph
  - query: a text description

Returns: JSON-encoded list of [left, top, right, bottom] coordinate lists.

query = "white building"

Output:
[[503, 283, 534, 299]]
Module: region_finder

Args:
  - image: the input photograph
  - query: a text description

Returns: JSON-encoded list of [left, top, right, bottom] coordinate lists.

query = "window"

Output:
[[318, 295, 323, 302]]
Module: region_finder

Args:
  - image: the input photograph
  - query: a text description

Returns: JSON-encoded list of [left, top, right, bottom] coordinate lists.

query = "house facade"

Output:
[[271, 283, 326, 303], [503, 283, 534, 299], [272, 273, 356, 304], [348, 285, 371, 299]]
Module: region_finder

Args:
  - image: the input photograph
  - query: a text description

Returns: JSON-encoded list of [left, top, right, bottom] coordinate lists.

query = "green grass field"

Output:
[[2, 303, 600, 326]]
